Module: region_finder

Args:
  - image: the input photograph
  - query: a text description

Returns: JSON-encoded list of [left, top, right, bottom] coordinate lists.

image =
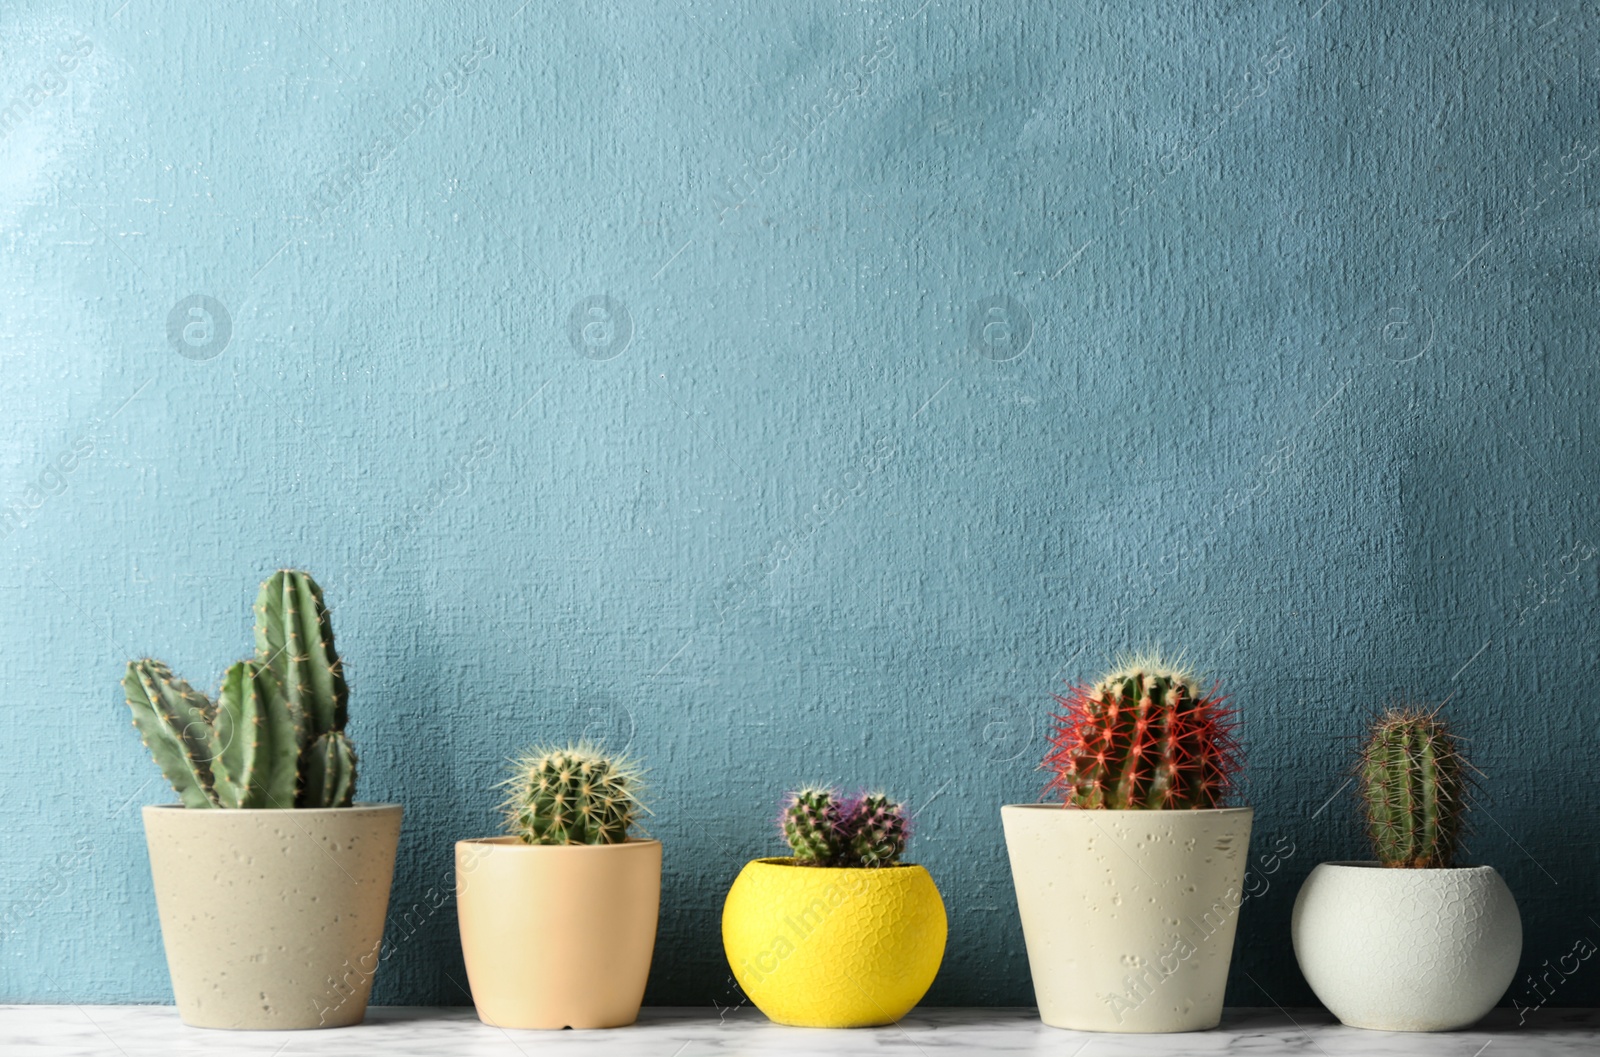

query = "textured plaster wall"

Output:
[[2, 0, 1597, 1011]]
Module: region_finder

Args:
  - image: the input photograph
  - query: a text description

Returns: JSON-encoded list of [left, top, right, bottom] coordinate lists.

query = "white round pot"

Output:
[[1291, 861, 1521, 1031], [1001, 804, 1254, 1032]]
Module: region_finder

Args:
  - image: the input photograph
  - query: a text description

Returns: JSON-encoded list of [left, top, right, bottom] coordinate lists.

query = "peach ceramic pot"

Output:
[[142, 803, 403, 1030], [456, 836, 662, 1029]]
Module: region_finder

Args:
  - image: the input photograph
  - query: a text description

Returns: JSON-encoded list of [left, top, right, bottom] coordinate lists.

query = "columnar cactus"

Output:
[[1044, 655, 1241, 810], [503, 743, 644, 845], [780, 787, 910, 867], [253, 570, 356, 807], [121, 569, 359, 809], [1360, 707, 1467, 868], [123, 659, 221, 810]]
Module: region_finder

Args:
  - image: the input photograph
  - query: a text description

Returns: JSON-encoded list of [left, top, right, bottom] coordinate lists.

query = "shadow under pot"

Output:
[[1001, 804, 1254, 1033], [455, 837, 662, 1029], [1291, 861, 1522, 1031], [142, 803, 403, 1030]]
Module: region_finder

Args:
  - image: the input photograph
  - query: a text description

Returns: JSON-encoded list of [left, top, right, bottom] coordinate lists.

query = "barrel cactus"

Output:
[[1044, 654, 1241, 809], [121, 569, 358, 809], [503, 743, 645, 845], [780, 787, 910, 867], [1360, 707, 1467, 868]]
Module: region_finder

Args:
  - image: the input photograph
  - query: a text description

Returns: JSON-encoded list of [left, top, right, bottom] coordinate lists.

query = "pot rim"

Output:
[[1312, 859, 1500, 874], [742, 856, 928, 873], [457, 835, 662, 850], [143, 802, 402, 814], [1001, 803, 1254, 815]]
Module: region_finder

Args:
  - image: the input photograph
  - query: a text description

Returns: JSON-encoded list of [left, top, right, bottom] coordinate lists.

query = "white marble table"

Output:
[[4, 1006, 1596, 1055]]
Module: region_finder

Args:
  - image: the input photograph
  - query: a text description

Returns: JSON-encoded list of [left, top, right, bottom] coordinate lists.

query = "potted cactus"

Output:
[[722, 787, 947, 1027], [455, 743, 660, 1029], [123, 570, 401, 1029], [1292, 707, 1522, 1030], [1001, 655, 1251, 1032]]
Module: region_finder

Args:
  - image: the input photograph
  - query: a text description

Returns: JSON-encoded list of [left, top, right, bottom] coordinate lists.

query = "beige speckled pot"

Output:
[[1002, 804, 1253, 1033], [142, 803, 402, 1029], [456, 837, 661, 1029]]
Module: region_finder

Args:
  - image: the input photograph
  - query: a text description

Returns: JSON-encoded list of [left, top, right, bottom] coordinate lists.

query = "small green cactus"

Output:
[[503, 743, 645, 845], [782, 788, 844, 864], [780, 787, 911, 867], [121, 570, 359, 809], [846, 793, 909, 868], [1360, 707, 1467, 869]]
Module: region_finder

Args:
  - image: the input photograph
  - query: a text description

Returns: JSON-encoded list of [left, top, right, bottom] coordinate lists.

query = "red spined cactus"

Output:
[[1044, 656, 1242, 810]]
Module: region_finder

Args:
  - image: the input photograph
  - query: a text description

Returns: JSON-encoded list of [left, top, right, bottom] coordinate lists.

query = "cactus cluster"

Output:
[[122, 570, 357, 810], [1044, 655, 1241, 810], [780, 787, 910, 867], [1360, 706, 1468, 869], [503, 743, 645, 845]]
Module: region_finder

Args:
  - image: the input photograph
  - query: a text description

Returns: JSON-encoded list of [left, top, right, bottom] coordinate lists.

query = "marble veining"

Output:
[[4, 1006, 1597, 1056]]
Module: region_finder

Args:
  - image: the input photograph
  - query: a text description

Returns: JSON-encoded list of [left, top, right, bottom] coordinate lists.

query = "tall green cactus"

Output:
[[1360, 707, 1466, 868], [122, 570, 358, 809], [253, 569, 356, 806], [503, 743, 645, 845], [254, 570, 348, 736]]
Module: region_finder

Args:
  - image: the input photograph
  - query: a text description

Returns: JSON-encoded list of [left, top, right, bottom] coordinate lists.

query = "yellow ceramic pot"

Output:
[[722, 858, 947, 1027]]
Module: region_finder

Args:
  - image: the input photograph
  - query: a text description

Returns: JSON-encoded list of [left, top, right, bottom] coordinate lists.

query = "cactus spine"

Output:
[[780, 787, 911, 867], [1360, 707, 1466, 868], [122, 570, 358, 809], [503, 743, 644, 845], [1044, 655, 1241, 810]]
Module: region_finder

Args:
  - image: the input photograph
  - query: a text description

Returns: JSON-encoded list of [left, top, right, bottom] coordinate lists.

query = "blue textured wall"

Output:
[[2, 0, 1597, 1013]]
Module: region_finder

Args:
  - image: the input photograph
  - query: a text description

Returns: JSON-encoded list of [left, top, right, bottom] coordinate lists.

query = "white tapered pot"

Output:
[[1292, 862, 1521, 1031], [1002, 804, 1253, 1032]]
